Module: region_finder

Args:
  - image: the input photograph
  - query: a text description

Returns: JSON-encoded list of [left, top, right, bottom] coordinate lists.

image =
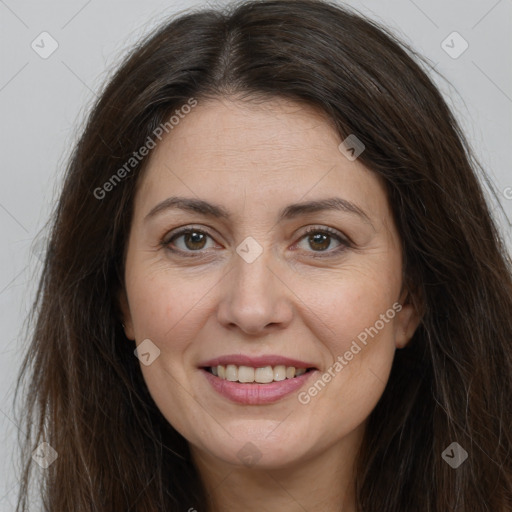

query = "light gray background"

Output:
[[0, 0, 511, 508]]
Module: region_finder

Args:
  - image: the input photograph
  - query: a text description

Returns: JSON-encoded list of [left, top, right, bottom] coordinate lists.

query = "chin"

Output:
[[193, 422, 316, 470]]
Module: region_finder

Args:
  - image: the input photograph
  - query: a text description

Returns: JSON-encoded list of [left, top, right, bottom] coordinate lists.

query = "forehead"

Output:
[[152, 96, 342, 170], [135, 96, 390, 226]]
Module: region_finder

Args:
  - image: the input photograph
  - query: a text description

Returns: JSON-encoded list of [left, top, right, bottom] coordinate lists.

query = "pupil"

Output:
[[186, 232, 205, 249], [310, 233, 329, 251]]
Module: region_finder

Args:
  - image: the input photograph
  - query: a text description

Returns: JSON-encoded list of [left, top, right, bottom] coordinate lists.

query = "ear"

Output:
[[118, 288, 135, 340], [394, 288, 423, 349]]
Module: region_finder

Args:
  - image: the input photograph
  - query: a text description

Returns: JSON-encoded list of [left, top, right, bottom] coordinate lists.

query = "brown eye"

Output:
[[165, 229, 215, 253], [306, 232, 332, 251], [296, 226, 349, 256]]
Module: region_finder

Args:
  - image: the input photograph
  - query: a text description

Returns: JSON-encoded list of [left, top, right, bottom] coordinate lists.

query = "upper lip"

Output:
[[199, 354, 318, 369]]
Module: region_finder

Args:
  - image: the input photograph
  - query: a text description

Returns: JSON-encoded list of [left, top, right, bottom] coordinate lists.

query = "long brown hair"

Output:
[[14, 0, 512, 510]]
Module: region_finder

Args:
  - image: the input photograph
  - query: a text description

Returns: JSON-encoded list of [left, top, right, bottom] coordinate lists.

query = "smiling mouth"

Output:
[[203, 364, 317, 384]]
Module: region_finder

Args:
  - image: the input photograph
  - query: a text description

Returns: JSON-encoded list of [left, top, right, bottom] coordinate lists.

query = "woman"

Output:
[[14, 0, 512, 510]]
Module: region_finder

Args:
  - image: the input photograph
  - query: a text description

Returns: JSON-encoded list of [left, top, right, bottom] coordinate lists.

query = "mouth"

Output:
[[198, 356, 319, 405]]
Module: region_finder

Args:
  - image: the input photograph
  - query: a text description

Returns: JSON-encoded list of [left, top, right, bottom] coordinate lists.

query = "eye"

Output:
[[163, 227, 217, 254], [295, 226, 350, 256]]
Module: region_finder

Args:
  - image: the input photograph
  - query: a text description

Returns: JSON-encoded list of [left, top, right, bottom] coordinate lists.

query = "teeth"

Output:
[[225, 364, 238, 381], [238, 366, 255, 383], [209, 364, 311, 383], [286, 366, 296, 379], [255, 366, 274, 383], [273, 365, 287, 381]]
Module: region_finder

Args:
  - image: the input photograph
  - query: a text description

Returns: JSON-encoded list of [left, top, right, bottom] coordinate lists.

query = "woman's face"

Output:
[[121, 96, 420, 470]]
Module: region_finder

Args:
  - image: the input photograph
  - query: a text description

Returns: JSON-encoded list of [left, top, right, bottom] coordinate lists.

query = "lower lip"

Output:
[[201, 368, 317, 405]]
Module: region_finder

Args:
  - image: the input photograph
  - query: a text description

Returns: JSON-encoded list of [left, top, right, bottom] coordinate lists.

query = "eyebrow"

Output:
[[145, 196, 373, 227]]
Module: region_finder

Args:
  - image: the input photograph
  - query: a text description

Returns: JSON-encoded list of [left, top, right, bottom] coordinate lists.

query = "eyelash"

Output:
[[162, 225, 351, 258]]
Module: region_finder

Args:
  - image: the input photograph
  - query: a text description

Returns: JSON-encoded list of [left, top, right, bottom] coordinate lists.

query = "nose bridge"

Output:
[[232, 240, 275, 312]]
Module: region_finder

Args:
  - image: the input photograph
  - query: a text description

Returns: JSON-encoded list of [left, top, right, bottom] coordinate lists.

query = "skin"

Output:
[[120, 96, 421, 511]]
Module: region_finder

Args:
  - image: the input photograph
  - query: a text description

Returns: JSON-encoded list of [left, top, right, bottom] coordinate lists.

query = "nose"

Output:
[[216, 244, 293, 337]]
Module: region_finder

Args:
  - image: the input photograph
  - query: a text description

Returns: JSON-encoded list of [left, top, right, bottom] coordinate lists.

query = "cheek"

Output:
[[320, 287, 398, 391], [125, 271, 212, 434], [295, 267, 400, 423], [127, 267, 216, 345], [296, 263, 400, 350]]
